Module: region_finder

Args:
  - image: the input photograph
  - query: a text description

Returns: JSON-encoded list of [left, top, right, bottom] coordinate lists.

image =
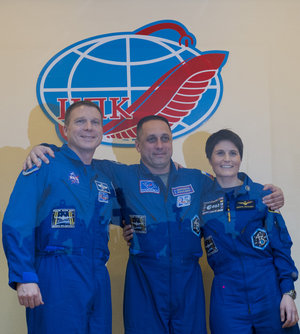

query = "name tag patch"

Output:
[[130, 215, 147, 233], [172, 184, 194, 196], [191, 215, 201, 236], [204, 235, 218, 256], [236, 200, 256, 210], [252, 228, 269, 250], [177, 195, 191, 208], [202, 198, 224, 215], [52, 208, 75, 228], [140, 180, 160, 194]]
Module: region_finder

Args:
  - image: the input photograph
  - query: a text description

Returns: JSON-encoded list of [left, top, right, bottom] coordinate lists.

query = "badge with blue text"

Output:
[[172, 184, 194, 196]]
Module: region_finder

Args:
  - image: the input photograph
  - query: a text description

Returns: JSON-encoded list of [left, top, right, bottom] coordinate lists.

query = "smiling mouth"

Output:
[[81, 136, 96, 139]]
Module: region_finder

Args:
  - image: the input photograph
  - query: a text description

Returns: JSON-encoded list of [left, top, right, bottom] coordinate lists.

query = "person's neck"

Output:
[[216, 176, 242, 189], [67, 145, 94, 165], [143, 161, 171, 175]]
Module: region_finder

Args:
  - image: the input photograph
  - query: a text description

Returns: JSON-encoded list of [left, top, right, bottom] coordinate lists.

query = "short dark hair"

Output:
[[64, 100, 103, 125], [205, 129, 243, 159], [136, 115, 171, 140]]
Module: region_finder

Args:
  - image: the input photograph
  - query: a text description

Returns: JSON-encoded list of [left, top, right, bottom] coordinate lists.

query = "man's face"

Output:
[[64, 105, 103, 157], [135, 120, 173, 174]]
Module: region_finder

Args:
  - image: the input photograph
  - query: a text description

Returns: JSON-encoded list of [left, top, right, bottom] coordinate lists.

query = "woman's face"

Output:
[[209, 140, 241, 180]]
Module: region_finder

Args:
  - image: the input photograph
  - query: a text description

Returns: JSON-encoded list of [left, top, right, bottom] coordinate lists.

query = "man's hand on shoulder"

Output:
[[23, 145, 55, 171], [262, 184, 284, 211]]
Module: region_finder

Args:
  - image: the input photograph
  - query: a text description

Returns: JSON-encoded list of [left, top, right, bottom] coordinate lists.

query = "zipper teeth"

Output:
[[227, 200, 231, 222], [228, 193, 251, 314]]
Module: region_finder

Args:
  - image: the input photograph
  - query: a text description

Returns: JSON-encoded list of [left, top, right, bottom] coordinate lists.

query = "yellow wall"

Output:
[[1, 0, 299, 333]]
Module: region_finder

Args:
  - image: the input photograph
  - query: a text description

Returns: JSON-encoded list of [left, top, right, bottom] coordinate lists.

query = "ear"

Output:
[[63, 125, 68, 137], [135, 139, 141, 153]]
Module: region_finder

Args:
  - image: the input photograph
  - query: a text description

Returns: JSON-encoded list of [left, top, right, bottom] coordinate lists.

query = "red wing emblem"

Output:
[[103, 53, 225, 139]]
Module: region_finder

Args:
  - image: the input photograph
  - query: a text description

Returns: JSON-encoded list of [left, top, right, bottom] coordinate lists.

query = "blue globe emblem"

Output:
[[37, 21, 228, 146]]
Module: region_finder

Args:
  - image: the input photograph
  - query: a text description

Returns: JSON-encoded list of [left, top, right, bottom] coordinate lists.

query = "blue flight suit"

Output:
[[200, 173, 299, 334], [97, 159, 212, 334], [2, 145, 119, 334]]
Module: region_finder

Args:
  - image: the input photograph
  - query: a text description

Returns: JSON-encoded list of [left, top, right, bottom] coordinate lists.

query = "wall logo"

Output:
[[36, 20, 228, 146]]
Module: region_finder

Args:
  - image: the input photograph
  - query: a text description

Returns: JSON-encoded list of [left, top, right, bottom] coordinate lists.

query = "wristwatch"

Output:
[[284, 290, 297, 300]]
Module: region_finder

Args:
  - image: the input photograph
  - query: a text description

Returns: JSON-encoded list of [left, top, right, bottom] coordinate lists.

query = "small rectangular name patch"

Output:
[[172, 184, 194, 196], [235, 200, 256, 210], [52, 208, 75, 228], [95, 181, 110, 194]]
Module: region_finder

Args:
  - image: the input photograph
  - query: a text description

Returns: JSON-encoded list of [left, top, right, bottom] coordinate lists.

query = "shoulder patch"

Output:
[[201, 170, 214, 180], [22, 159, 41, 176], [268, 208, 280, 214]]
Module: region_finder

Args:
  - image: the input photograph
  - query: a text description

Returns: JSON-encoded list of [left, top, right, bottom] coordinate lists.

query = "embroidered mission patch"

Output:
[[130, 215, 147, 233], [251, 228, 269, 250], [204, 235, 218, 256], [191, 215, 201, 236], [52, 208, 75, 228]]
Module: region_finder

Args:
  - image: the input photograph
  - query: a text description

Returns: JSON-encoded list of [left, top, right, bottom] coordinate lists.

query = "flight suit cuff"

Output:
[[280, 279, 295, 295], [9, 272, 39, 290]]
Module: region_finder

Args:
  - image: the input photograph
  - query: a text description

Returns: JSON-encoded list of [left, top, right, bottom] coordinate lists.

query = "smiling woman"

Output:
[[200, 129, 299, 334], [206, 130, 243, 189]]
